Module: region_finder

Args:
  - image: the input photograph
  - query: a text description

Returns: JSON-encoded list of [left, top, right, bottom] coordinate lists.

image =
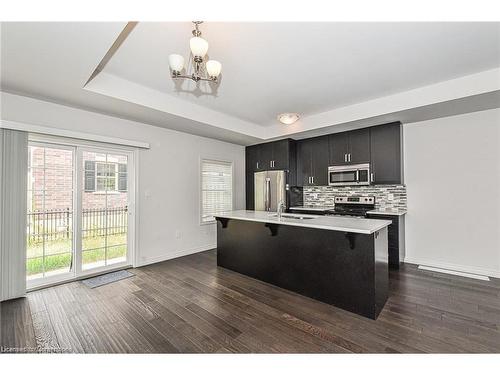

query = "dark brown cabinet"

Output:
[[370, 122, 402, 184], [296, 136, 329, 186], [246, 121, 402, 200], [245, 139, 296, 209], [366, 213, 405, 269], [246, 139, 294, 172], [329, 128, 370, 165]]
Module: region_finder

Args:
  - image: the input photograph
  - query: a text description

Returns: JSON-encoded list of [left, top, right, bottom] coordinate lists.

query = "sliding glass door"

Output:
[[27, 144, 75, 282], [26, 141, 134, 288], [81, 150, 129, 271]]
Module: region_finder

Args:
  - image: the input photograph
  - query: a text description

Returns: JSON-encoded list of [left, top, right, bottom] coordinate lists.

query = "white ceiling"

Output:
[[1, 22, 499, 145], [104, 22, 500, 126]]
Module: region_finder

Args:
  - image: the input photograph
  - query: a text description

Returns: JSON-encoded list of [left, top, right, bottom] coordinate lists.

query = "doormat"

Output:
[[81, 269, 134, 288]]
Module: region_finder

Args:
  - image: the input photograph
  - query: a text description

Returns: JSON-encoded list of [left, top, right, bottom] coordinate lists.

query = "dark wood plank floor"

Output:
[[2, 249, 500, 353]]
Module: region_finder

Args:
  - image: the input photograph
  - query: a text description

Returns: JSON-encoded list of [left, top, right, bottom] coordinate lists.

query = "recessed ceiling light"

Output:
[[277, 113, 300, 125]]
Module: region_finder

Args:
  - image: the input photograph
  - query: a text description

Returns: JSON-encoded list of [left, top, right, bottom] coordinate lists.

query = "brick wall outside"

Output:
[[28, 147, 127, 212]]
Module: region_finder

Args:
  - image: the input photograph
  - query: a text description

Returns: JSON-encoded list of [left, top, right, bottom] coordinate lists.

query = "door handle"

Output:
[[265, 178, 271, 211], [256, 162, 259, 169], [370, 173, 374, 183]]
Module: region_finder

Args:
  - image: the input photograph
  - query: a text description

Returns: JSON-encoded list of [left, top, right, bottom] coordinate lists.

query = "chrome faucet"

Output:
[[277, 201, 285, 219]]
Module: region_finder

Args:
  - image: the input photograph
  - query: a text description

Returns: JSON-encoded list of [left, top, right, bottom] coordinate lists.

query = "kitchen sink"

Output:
[[269, 214, 315, 220]]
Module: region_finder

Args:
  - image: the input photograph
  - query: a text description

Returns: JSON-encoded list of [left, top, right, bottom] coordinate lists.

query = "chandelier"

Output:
[[168, 21, 222, 83]]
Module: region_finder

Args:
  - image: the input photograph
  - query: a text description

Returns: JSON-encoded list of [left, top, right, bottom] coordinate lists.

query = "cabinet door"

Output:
[[328, 132, 349, 165], [348, 128, 370, 164], [246, 146, 259, 172], [271, 139, 289, 170], [296, 139, 313, 186], [259, 142, 273, 170], [370, 122, 401, 184], [245, 171, 254, 210], [311, 136, 329, 186]]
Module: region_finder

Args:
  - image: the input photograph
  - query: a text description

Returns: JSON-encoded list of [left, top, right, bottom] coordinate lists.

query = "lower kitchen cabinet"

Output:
[[366, 213, 405, 269]]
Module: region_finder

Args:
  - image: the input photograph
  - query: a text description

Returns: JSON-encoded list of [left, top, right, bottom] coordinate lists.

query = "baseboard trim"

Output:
[[136, 244, 216, 268], [404, 256, 500, 279], [417, 265, 490, 281]]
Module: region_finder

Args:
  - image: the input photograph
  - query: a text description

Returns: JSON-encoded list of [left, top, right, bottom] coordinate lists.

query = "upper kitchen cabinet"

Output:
[[269, 139, 291, 170], [348, 128, 371, 164], [328, 132, 349, 165], [246, 145, 263, 172], [296, 135, 329, 186], [246, 139, 295, 172], [370, 122, 402, 184], [329, 128, 370, 165]]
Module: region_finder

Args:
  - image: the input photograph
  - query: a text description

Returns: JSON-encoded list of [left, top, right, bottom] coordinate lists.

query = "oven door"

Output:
[[328, 169, 358, 186]]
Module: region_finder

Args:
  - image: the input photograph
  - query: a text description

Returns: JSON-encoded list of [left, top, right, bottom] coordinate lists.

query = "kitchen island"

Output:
[[215, 210, 392, 319]]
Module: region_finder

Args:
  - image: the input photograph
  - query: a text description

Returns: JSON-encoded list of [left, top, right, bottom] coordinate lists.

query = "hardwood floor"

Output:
[[1, 249, 500, 353]]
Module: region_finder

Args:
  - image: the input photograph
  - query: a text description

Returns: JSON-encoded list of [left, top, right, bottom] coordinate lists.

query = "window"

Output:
[[201, 159, 233, 223], [84, 160, 127, 192], [97, 162, 117, 191]]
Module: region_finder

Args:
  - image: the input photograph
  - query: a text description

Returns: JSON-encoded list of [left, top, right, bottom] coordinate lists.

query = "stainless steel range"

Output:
[[327, 196, 375, 217]]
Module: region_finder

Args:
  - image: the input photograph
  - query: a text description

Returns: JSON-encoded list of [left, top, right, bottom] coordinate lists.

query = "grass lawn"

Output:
[[27, 234, 126, 276]]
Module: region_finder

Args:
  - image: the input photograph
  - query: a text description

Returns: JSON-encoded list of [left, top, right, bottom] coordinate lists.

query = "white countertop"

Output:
[[289, 206, 334, 211], [215, 210, 391, 234], [366, 208, 407, 216]]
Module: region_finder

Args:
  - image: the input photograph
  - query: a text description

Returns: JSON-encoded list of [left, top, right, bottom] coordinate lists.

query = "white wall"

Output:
[[404, 108, 500, 277], [1, 92, 246, 266]]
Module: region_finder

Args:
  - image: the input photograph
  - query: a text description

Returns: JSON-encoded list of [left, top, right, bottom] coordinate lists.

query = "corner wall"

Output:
[[1, 92, 246, 267], [403, 108, 500, 277]]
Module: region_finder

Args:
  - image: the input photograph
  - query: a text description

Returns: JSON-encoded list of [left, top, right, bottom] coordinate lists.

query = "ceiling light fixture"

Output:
[[168, 21, 222, 83], [278, 113, 300, 125]]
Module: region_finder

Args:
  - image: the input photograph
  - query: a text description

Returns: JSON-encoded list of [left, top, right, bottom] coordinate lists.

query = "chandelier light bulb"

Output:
[[190, 36, 209, 58], [206, 60, 222, 77], [168, 54, 185, 72]]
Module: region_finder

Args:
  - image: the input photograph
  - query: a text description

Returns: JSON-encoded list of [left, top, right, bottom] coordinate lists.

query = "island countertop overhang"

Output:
[[214, 210, 391, 234]]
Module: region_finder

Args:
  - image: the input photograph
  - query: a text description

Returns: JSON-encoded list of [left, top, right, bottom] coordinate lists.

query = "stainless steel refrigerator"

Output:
[[254, 170, 286, 212]]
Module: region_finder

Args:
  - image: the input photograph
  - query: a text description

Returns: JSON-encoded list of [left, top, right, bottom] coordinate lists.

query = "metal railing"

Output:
[[27, 206, 128, 243]]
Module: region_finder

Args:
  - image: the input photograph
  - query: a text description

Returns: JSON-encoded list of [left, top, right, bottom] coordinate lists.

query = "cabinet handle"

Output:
[[344, 154, 347, 162], [370, 173, 374, 183], [312, 176, 314, 184], [348, 153, 351, 162], [273, 160, 275, 168], [256, 162, 259, 169]]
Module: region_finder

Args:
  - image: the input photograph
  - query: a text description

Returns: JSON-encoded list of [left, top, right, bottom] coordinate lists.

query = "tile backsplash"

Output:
[[303, 185, 407, 210]]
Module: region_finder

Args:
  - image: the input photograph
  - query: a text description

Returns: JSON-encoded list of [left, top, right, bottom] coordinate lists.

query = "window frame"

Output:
[[199, 158, 234, 225], [95, 161, 118, 193]]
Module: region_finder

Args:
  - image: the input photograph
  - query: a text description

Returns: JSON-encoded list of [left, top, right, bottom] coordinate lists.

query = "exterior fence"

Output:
[[27, 206, 128, 243]]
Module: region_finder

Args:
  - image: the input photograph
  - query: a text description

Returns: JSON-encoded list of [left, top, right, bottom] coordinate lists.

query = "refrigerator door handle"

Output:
[[265, 178, 271, 211]]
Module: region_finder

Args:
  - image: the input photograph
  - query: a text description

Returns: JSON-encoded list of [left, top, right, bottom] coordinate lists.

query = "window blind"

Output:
[[201, 160, 233, 223]]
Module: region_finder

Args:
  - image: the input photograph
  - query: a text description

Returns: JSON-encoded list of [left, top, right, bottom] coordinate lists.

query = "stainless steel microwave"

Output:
[[328, 163, 370, 186]]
